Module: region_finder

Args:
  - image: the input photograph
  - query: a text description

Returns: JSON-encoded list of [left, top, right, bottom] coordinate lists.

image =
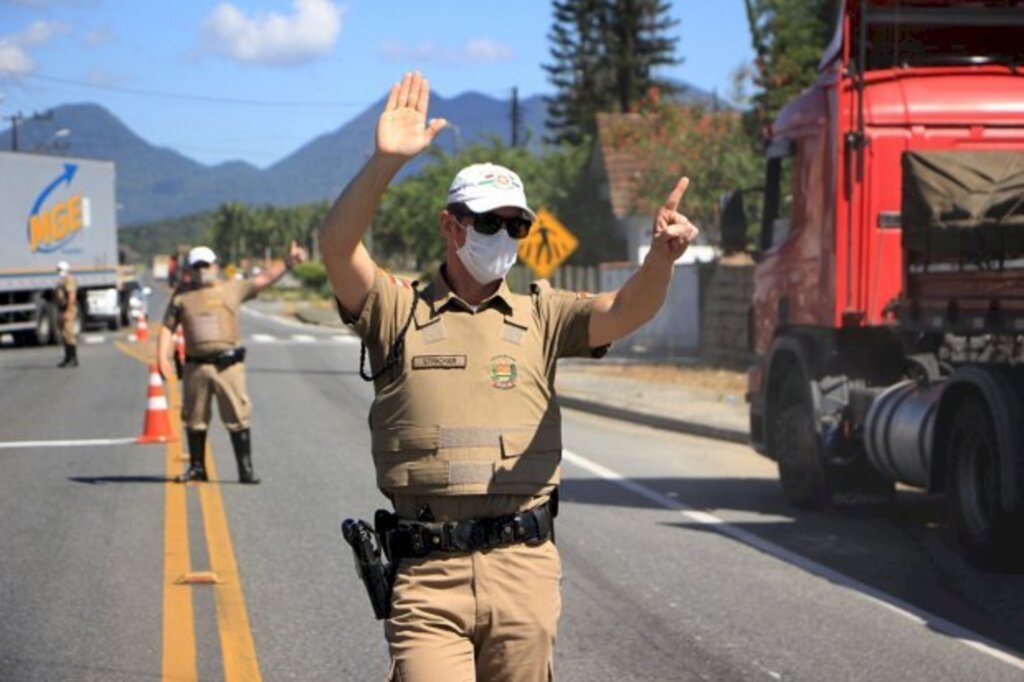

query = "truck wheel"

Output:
[[773, 371, 831, 510], [948, 397, 1023, 569], [31, 300, 56, 346]]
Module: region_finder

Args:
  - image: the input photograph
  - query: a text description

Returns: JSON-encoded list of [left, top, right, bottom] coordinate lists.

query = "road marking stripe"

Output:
[[199, 458, 262, 681], [163, 377, 197, 681], [561, 448, 1024, 672], [0, 437, 137, 449], [116, 338, 260, 678], [251, 334, 277, 343], [291, 334, 316, 342], [331, 335, 359, 344]]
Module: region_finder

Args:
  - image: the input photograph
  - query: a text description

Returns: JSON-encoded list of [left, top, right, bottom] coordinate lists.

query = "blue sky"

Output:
[[0, 1, 755, 168]]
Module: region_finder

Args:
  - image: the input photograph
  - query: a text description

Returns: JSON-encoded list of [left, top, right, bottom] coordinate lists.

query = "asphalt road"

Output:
[[1, 284, 1023, 681]]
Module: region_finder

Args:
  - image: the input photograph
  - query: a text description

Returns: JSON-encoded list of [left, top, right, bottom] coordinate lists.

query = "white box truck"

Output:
[[0, 151, 138, 344]]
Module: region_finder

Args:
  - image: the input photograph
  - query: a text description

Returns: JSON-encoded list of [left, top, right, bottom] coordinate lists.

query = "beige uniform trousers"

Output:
[[60, 313, 76, 347], [181, 361, 251, 431], [386, 540, 561, 682]]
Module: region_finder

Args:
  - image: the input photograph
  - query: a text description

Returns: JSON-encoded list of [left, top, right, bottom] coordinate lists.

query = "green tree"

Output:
[[622, 98, 762, 247], [544, 0, 680, 144], [744, 0, 837, 133]]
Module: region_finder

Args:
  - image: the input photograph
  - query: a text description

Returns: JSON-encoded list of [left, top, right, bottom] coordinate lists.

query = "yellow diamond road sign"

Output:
[[518, 209, 578, 279]]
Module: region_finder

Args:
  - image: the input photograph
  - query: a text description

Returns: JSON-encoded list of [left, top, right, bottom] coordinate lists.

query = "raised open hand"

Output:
[[649, 177, 699, 263], [288, 240, 308, 265], [376, 72, 448, 160]]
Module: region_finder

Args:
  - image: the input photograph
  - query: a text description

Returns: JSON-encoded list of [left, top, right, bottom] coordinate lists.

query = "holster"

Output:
[[341, 517, 396, 620]]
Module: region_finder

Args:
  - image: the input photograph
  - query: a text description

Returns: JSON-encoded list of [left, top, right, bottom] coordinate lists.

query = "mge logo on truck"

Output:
[[27, 163, 91, 253]]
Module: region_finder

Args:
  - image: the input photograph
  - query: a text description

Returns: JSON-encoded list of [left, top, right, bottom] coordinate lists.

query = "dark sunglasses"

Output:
[[453, 209, 533, 240]]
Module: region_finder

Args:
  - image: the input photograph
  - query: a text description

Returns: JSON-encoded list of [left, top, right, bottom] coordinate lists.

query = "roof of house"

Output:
[[595, 112, 654, 219]]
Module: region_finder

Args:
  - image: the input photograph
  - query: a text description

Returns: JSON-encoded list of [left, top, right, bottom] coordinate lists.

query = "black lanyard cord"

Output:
[[359, 282, 419, 382]]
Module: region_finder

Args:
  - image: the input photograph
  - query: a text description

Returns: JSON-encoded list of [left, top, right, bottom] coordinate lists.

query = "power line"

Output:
[[12, 72, 371, 108]]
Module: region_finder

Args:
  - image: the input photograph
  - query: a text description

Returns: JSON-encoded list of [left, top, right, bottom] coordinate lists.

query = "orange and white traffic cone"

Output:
[[174, 326, 185, 364], [134, 314, 150, 343], [137, 364, 177, 443]]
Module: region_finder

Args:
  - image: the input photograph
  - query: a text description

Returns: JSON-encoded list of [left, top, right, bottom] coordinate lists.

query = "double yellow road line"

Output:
[[116, 341, 260, 681]]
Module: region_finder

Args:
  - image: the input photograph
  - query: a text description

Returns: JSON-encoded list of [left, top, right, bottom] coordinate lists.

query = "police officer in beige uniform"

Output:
[[54, 260, 79, 368], [156, 243, 307, 484], [321, 72, 697, 681]]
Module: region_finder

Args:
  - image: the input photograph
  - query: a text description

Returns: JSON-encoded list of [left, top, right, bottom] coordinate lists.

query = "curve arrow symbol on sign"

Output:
[[26, 163, 79, 248]]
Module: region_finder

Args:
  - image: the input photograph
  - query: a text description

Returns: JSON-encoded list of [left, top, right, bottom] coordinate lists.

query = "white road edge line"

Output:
[[562, 448, 1024, 672], [243, 304, 342, 331], [0, 437, 139, 449]]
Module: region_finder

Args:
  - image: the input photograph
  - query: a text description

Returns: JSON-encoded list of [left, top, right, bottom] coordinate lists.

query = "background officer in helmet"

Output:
[[54, 260, 78, 368], [156, 242, 307, 484], [320, 72, 697, 681]]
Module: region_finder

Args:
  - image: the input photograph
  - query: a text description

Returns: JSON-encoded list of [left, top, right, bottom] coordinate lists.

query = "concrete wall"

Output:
[[599, 262, 701, 357], [699, 256, 754, 370]]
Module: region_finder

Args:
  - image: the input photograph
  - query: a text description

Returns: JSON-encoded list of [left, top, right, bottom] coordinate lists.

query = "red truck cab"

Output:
[[746, 0, 1024, 566]]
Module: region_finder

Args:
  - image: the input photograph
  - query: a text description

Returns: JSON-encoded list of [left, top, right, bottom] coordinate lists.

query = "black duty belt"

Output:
[[185, 347, 246, 368], [383, 502, 555, 558]]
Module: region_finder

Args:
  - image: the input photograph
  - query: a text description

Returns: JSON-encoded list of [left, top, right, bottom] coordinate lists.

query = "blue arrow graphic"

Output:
[[27, 163, 79, 252]]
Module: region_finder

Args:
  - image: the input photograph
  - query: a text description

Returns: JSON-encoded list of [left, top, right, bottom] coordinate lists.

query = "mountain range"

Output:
[[0, 83, 722, 227]]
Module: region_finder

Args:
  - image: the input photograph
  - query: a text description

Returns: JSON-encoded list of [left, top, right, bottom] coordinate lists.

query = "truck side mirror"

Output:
[[719, 189, 748, 253]]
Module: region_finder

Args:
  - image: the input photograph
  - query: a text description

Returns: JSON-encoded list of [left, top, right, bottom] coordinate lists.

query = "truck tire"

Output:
[[947, 396, 1023, 569], [31, 300, 56, 346], [773, 370, 831, 510]]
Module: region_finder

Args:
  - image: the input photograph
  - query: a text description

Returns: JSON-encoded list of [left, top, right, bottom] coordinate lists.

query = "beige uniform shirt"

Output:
[[344, 267, 603, 521], [55, 275, 77, 315], [163, 280, 257, 357]]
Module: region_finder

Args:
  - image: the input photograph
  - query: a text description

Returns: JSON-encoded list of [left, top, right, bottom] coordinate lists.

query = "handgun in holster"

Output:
[[341, 515, 397, 620]]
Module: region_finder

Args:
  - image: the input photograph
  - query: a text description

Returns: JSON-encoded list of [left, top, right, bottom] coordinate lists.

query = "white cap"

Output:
[[447, 163, 535, 220], [56, 260, 70, 274], [187, 246, 217, 267]]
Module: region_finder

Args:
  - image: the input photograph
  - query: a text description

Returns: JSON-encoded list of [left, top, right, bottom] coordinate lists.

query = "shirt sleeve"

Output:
[[162, 295, 182, 330], [337, 268, 415, 353], [534, 283, 608, 359], [235, 279, 259, 303]]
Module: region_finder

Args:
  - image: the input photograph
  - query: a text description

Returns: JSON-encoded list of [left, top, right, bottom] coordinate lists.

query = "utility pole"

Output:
[[4, 110, 54, 151], [510, 87, 521, 148]]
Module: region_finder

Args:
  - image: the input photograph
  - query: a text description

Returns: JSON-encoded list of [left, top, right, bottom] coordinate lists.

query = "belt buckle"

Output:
[[446, 522, 487, 552]]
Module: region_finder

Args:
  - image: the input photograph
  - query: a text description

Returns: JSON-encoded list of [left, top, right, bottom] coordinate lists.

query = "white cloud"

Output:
[[82, 26, 115, 48], [0, 20, 69, 76], [381, 37, 514, 65], [0, 43, 34, 75], [199, 0, 344, 67], [463, 39, 512, 63]]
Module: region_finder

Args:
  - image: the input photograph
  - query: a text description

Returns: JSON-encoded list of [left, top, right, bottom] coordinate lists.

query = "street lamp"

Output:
[[445, 124, 462, 154], [36, 128, 71, 153]]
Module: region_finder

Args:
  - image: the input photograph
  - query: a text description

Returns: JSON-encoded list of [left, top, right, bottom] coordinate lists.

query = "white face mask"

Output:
[[455, 221, 519, 285], [197, 268, 217, 286]]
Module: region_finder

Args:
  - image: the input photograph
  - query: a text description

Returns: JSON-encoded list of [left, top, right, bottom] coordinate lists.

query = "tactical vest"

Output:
[[55, 278, 76, 312], [178, 284, 241, 355], [370, 281, 563, 497]]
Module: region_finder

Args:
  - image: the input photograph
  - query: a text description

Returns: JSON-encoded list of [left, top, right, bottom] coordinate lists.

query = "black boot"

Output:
[[176, 429, 208, 483], [67, 345, 79, 367], [57, 345, 72, 367], [230, 428, 260, 484]]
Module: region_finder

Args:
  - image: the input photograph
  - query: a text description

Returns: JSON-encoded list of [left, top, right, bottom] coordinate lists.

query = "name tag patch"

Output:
[[412, 355, 467, 370]]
